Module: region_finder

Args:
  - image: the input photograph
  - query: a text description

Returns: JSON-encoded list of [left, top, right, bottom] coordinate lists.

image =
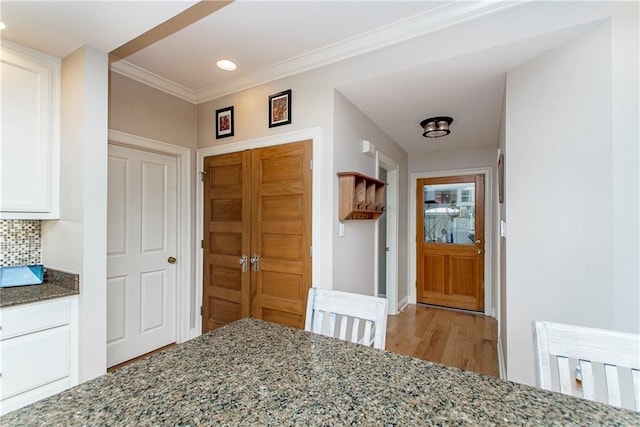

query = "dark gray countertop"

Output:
[[0, 268, 79, 307], [2, 318, 639, 425]]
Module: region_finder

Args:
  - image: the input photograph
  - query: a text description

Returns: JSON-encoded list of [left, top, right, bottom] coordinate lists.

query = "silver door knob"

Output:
[[167, 256, 177, 264]]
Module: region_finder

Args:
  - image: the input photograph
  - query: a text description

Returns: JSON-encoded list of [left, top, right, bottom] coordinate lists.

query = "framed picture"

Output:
[[498, 152, 504, 203], [268, 89, 291, 128], [216, 106, 234, 139]]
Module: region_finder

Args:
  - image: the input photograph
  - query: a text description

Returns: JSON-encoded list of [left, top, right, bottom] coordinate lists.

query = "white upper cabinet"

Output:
[[1, 41, 60, 219]]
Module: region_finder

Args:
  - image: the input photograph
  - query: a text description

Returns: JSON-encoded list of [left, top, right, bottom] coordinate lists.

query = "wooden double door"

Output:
[[202, 141, 312, 333]]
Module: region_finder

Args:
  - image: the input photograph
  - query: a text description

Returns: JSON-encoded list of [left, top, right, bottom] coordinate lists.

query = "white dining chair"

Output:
[[305, 287, 388, 350], [532, 320, 640, 411]]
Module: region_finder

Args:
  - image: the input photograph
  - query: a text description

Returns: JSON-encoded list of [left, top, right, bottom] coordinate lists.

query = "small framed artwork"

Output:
[[498, 152, 505, 203], [216, 106, 234, 139], [268, 89, 292, 128]]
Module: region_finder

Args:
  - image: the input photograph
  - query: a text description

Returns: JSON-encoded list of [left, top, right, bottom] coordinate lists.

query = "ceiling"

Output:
[[0, 1, 596, 155]]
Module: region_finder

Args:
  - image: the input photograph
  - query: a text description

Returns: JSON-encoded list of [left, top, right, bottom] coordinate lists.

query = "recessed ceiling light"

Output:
[[216, 59, 237, 71], [0, 22, 7, 31]]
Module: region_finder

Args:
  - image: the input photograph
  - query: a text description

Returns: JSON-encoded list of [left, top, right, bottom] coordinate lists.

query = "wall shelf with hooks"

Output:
[[338, 172, 386, 220]]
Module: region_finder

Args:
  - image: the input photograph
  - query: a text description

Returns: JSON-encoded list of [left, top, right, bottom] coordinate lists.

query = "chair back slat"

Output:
[[533, 320, 640, 411], [557, 356, 572, 394], [580, 360, 595, 400], [333, 313, 349, 340], [363, 321, 372, 347], [632, 369, 640, 410], [351, 318, 361, 343], [305, 288, 388, 350], [314, 310, 325, 335], [604, 364, 621, 407]]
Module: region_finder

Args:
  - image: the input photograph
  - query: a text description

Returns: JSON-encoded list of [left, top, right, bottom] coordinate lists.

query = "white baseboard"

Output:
[[497, 334, 506, 379], [397, 296, 409, 313]]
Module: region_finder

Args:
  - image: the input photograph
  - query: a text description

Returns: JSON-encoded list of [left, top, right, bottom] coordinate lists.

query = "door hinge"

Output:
[[310, 246, 313, 257], [201, 239, 204, 249], [310, 159, 313, 170], [200, 306, 203, 316], [200, 171, 207, 182]]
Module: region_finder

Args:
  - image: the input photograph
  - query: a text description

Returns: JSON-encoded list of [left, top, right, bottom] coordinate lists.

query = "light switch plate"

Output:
[[500, 220, 506, 238], [339, 222, 345, 237]]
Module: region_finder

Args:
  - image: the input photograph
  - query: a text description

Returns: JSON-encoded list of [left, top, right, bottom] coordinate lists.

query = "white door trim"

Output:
[[108, 129, 192, 344], [375, 152, 399, 315], [408, 167, 494, 317], [195, 127, 324, 338]]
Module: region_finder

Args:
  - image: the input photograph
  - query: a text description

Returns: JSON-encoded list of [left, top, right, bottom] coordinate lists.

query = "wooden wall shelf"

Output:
[[338, 172, 386, 220]]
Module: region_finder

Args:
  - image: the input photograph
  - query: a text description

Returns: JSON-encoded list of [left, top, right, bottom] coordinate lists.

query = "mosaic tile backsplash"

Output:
[[0, 220, 42, 266]]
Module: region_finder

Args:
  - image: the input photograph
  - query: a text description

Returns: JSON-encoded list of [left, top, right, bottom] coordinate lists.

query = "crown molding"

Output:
[[111, 1, 518, 105], [110, 59, 197, 104]]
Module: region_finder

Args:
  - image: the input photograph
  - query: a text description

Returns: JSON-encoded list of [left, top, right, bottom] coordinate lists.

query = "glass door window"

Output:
[[423, 183, 475, 244]]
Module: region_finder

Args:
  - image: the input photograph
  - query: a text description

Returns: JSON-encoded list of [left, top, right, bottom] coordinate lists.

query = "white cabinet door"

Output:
[[0, 297, 78, 415], [0, 41, 60, 218]]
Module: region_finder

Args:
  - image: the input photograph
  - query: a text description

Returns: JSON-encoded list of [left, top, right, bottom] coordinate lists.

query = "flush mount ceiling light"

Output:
[[420, 116, 453, 138], [216, 59, 237, 71]]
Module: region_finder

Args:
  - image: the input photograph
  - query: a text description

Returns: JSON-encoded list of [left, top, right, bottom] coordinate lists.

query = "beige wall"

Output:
[[196, 72, 334, 149], [332, 91, 409, 305], [109, 71, 197, 149]]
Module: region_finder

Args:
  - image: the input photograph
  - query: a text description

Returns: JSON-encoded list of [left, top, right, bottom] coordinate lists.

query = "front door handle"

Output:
[[167, 256, 177, 264], [250, 254, 260, 272]]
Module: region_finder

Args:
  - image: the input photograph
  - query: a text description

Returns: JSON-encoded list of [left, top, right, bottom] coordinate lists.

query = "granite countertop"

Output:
[[0, 268, 79, 308], [2, 318, 639, 425]]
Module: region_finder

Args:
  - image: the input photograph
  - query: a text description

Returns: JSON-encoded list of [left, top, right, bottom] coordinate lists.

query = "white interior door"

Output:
[[107, 144, 177, 367]]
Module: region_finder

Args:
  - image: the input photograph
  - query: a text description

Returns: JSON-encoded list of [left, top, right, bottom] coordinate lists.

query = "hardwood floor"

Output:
[[386, 303, 499, 378], [107, 343, 175, 373]]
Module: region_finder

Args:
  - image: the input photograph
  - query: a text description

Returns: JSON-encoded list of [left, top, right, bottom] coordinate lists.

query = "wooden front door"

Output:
[[416, 174, 484, 312], [202, 140, 312, 332]]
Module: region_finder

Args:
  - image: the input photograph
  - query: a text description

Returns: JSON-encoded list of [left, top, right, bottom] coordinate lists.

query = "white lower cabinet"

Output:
[[0, 297, 78, 415]]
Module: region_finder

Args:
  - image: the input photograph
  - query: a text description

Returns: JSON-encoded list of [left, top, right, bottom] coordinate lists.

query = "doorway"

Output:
[[416, 173, 485, 312], [202, 140, 313, 333], [377, 167, 387, 298], [106, 144, 178, 367], [375, 152, 399, 315]]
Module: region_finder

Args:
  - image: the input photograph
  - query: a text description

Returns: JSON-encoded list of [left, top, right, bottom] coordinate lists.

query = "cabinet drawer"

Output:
[[1, 325, 71, 400], [0, 298, 71, 340]]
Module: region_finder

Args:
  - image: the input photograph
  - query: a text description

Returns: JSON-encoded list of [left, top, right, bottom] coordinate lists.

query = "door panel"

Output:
[[250, 141, 312, 329], [202, 151, 251, 332], [417, 174, 484, 312], [107, 145, 177, 367]]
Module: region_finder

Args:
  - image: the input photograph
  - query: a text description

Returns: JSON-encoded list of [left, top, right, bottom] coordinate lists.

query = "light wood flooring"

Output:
[[386, 303, 499, 378]]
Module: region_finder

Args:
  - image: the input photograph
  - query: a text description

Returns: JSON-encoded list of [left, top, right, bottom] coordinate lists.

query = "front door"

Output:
[[202, 140, 312, 332], [107, 144, 178, 367], [416, 174, 484, 312]]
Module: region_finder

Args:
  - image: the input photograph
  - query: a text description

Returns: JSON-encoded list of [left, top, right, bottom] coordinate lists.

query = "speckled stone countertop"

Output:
[[0, 268, 79, 307], [2, 318, 639, 425]]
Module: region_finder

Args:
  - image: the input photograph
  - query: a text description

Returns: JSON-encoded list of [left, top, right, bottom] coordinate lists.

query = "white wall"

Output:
[[408, 146, 497, 174], [42, 45, 108, 382], [332, 91, 408, 302], [504, 13, 639, 385]]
